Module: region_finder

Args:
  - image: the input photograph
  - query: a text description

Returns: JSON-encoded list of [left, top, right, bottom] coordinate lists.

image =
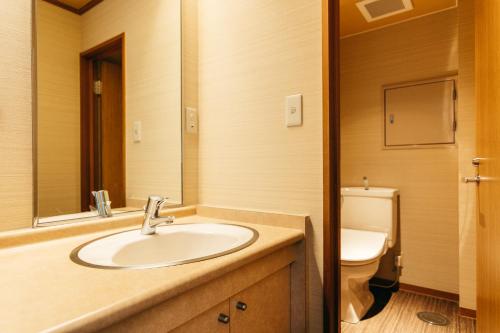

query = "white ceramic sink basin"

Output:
[[70, 223, 259, 269]]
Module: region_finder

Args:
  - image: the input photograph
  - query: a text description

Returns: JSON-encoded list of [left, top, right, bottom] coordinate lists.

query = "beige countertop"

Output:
[[0, 215, 304, 333]]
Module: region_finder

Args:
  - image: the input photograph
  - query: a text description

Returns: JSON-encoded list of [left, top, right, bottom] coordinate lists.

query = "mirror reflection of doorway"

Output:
[[80, 34, 125, 212]]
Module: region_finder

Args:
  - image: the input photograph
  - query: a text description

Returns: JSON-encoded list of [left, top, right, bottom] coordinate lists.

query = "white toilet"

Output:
[[340, 187, 399, 324]]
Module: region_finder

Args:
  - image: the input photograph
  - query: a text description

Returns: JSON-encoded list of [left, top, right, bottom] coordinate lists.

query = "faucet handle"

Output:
[[145, 195, 169, 217], [155, 197, 169, 217]]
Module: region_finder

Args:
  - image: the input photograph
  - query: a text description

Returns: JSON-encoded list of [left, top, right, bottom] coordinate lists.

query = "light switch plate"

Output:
[[286, 94, 302, 127], [133, 121, 142, 143], [186, 107, 198, 134]]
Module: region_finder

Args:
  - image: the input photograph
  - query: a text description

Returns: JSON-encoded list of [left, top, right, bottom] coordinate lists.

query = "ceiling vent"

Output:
[[356, 0, 414, 22]]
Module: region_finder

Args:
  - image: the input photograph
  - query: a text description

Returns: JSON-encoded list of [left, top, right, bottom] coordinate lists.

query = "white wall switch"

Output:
[[286, 94, 303, 127], [133, 121, 142, 143], [186, 107, 198, 134]]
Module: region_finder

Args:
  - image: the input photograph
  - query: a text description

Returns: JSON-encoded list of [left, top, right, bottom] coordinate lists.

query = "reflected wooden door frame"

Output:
[[323, 0, 341, 332], [475, 0, 500, 331], [80, 33, 126, 211]]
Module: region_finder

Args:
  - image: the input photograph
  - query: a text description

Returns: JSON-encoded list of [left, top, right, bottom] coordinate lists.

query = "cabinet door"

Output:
[[171, 301, 230, 333], [230, 266, 290, 333]]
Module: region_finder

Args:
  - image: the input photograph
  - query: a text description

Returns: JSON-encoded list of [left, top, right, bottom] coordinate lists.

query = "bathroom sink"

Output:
[[70, 223, 259, 269]]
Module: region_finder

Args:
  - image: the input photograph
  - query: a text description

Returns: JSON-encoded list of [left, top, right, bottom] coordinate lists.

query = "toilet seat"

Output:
[[341, 228, 387, 266]]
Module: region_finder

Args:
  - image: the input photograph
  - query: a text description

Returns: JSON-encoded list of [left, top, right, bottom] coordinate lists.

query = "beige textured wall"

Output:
[[81, 0, 182, 205], [37, 0, 81, 217], [197, 0, 323, 331], [0, 0, 33, 231], [341, 9, 460, 293], [182, 0, 199, 206], [457, 0, 477, 310]]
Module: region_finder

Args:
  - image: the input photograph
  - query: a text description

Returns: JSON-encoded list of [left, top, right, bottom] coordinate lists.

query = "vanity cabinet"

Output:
[[229, 266, 290, 332], [172, 266, 290, 333], [172, 301, 230, 333]]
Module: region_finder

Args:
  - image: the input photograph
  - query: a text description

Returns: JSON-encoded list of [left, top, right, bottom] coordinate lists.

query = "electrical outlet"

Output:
[[186, 107, 198, 134]]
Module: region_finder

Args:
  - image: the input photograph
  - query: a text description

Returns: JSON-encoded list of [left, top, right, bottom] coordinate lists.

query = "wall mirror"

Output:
[[35, 0, 183, 225]]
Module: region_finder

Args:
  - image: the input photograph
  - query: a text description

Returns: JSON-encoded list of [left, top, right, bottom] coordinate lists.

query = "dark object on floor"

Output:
[[362, 285, 393, 320]]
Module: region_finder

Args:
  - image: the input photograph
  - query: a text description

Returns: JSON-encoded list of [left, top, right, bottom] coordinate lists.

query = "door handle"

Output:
[[218, 313, 230, 324], [236, 301, 248, 311], [472, 157, 488, 167], [464, 157, 488, 183], [463, 176, 483, 184]]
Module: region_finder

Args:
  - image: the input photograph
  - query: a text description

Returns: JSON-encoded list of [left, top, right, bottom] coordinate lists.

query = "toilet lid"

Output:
[[341, 228, 387, 265]]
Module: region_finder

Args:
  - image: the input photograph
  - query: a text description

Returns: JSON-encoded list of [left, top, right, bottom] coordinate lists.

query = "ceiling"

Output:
[[46, 0, 456, 36], [340, 0, 457, 37]]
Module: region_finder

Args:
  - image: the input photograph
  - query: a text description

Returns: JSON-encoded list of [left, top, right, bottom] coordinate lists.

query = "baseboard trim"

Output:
[[399, 283, 459, 302], [459, 307, 477, 319]]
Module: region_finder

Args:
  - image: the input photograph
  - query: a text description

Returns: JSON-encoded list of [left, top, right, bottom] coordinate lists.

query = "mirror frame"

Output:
[[32, 0, 38, 228]]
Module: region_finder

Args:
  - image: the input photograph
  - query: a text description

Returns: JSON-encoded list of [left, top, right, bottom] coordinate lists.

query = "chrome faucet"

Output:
[[141, 195, 175, 235], [363, 176, 369, 190], [92, 190, 113, 218]]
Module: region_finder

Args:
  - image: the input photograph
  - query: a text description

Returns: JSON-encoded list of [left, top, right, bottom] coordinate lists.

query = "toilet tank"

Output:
[[341, 187, 399, 248]]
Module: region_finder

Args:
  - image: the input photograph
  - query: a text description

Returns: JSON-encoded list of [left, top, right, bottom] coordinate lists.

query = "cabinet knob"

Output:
[[236, 301, 248, 311], [218, 313, 230, 324]]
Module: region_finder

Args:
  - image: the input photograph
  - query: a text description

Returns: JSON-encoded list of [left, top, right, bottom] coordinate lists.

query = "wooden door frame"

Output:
[[80, 33, 125, 211], [323, 0, 341, 332]]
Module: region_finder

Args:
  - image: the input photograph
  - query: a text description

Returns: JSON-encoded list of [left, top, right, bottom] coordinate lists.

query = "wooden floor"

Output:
[[341, 289, 476, 333]]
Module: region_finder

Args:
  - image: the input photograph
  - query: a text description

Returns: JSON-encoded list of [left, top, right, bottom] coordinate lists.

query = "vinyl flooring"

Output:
[[341, 288, 476, 333]]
